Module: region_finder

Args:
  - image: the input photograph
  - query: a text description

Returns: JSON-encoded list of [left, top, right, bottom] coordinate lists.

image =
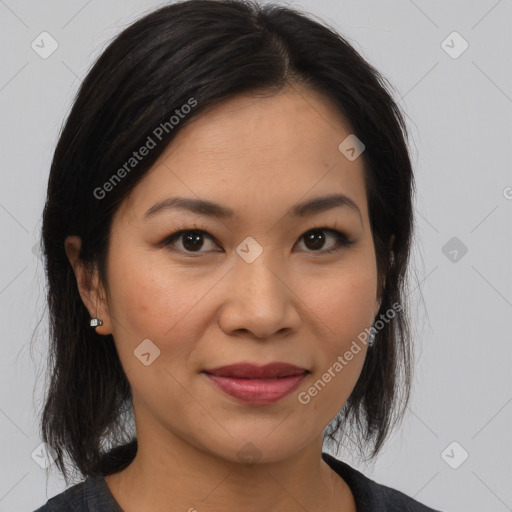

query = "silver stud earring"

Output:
[[368, 324, 376, 346], [90, 318, 103, 328]]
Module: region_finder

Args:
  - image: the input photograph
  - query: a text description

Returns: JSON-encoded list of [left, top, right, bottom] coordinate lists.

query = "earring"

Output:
[[368, 324, 376, 346], [90, 318, 103, 328]]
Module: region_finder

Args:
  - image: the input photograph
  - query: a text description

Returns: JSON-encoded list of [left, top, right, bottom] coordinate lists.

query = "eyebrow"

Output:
[[143, 193, 362, 223]]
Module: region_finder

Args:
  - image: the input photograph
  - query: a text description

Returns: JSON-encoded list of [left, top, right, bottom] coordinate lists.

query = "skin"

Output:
[[65, 85, 385, 512]]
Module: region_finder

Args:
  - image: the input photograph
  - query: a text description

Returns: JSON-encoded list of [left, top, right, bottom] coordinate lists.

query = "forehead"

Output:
[[116, 86, 368, 227]]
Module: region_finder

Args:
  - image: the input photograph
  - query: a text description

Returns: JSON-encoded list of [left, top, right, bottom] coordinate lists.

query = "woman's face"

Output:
[[83, 87, 381, 463]]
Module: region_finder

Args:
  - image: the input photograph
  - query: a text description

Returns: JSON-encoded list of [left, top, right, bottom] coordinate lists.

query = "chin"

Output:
[[198, 434, 312, 467]]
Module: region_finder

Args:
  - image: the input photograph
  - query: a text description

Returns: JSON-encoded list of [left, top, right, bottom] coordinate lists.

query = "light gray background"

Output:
[[1, 1, 511, 511]]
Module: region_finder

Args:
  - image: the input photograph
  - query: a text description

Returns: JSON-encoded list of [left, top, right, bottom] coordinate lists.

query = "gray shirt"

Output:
[[33, 452, 441, 511]]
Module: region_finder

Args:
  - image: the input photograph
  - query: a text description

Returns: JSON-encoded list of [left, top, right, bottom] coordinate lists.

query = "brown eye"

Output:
[[161, 226, 355, 256], [303, 230, 327, 250], [163, 229, 219, 253], [181, 231, 206, 251], [298, 228, 354, 254]]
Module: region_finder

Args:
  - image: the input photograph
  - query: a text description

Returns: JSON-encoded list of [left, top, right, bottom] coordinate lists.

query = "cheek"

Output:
[[105, 249, 221, 372], [294, 265, 376, 423], [323, 276, 377, 338], [307, 258, 378, 341], [298, 252, 378, 388], [107, 238, 179, 322]]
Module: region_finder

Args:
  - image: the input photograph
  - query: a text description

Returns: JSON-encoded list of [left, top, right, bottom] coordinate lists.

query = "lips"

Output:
[[202, 362, 309, 404], [203, 362, 308, 379]]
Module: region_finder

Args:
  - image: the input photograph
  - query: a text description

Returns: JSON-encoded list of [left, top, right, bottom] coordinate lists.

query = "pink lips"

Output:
[[202, 362, 308, 405]]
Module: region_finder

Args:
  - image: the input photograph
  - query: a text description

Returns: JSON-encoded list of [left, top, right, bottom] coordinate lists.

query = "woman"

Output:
[[34, 0, 441, 510]]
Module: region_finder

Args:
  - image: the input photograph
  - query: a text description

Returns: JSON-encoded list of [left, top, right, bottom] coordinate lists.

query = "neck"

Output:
[[104, 406, 355, 512], [105, 441, 354, 512]]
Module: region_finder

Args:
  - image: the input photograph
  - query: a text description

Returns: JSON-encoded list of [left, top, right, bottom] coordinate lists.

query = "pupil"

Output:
[[183, 231, 203, 251], [305, 231, 325, 250]]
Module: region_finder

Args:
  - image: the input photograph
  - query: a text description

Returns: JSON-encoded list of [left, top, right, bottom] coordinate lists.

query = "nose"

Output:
[[217, 252, 302, 340]]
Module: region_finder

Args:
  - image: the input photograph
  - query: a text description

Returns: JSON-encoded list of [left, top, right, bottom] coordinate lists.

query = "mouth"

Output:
[[202, 362, 310, 404]]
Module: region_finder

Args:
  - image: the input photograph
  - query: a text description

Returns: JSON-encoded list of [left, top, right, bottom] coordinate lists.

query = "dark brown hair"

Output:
[[38, 0, 415, 484]]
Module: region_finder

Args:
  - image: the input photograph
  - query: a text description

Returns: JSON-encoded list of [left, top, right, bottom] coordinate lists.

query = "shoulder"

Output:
[[32, 473, 122, 512], [322, 452, 443, 512], [369, 478, 442, 512], [32, 479, 87, 511]]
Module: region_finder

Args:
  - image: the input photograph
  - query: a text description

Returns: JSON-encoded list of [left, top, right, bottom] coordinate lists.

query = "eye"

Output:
[[161, 225, 355, 255], [296, 227, 355, 254], [162, 227, 220, 254]]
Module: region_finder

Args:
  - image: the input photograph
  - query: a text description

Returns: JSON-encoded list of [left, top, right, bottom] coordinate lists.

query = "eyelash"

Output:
[[160, 223, 356, 256]]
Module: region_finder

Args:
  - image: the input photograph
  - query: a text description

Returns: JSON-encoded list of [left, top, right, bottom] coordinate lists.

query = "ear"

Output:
[[64, 235, 113, 336], [373, 234, 395, 318]]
